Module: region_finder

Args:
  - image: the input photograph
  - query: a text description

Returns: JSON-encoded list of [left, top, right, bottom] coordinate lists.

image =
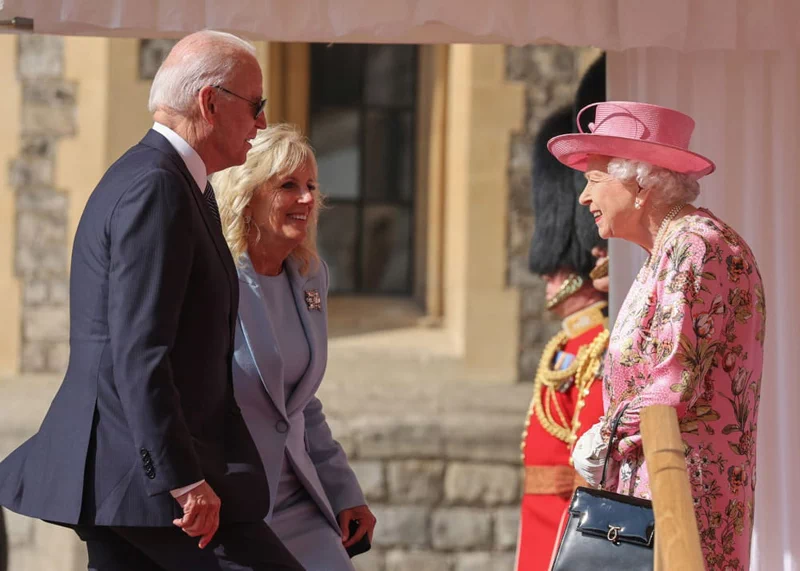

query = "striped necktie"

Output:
[[204, 182, 221, 229]]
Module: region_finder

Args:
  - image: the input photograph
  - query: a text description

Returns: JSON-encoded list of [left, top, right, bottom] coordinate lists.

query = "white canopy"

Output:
[[2, 0, 800, 50], [2, 1, 799, 569]]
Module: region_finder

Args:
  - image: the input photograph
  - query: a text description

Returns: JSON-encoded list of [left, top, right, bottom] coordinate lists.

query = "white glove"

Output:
[[571, 421, 608, 487]]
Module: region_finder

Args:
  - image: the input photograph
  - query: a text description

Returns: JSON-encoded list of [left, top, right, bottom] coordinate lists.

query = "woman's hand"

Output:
[[590, 247, 609, 293], [572, 421, 609, 487], [338, 504, 377, 548]]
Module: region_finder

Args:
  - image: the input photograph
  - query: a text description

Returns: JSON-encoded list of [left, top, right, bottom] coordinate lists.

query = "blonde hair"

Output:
[[212, 124, 322, 275]]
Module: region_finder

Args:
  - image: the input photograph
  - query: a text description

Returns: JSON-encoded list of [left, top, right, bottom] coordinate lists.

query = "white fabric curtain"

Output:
[[607, 48, 800, 571], [2, 0, 800, 47]]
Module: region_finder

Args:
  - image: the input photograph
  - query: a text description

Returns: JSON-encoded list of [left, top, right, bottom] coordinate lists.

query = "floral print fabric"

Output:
[[603, 208, 765, 571]]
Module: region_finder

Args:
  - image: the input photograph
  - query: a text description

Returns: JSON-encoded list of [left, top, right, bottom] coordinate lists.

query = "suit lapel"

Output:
[[284, 258, 326, 416], [237, 257, 289, 421], [187, 182, 238, 298], [196, 182, 239, 339], [236, 256, 326, 418], [139, 130, 238, 311]]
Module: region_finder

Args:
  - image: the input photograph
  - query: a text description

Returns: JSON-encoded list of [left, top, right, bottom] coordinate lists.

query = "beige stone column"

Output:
[[262, 42, 310, 132], [443, 45, 525, 383], [415, 45, 449, 318]]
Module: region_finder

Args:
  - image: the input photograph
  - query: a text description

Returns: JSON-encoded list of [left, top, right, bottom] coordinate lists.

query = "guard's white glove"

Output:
[[571, 421, 608, 487]]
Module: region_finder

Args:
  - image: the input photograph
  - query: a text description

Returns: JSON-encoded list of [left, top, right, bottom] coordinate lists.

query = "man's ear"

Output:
[[198, 86, 217, 124]]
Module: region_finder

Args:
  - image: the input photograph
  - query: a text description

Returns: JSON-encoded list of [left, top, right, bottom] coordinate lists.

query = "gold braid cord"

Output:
[[520, 329, 610, 463]]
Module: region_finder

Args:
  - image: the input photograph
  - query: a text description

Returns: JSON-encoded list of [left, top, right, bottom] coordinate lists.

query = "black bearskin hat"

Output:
[[528, 54, 607, 278], [572, 53, 607, 257], [528, 106, 601, 278]]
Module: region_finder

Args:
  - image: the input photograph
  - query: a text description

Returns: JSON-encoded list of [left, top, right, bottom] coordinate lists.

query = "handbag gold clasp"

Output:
[[607, 525, 622, 543]]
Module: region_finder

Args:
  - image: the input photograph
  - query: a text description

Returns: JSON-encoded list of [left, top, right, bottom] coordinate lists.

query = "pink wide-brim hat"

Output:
[[547, 101, 716, 177]]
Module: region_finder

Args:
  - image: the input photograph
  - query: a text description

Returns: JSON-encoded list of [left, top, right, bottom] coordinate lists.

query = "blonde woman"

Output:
[[214, 124, 375, 570]]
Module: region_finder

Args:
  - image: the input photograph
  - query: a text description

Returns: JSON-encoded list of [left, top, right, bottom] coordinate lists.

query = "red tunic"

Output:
[[516, 307, 607, 571]]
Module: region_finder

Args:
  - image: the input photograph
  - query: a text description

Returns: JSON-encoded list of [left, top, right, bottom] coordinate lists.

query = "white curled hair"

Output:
[[606, 158, 701, 206], [148, 30, 256, 115]]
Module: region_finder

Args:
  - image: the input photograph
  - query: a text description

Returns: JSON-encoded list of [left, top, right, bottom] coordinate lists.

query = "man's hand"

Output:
[[338, 504, 377, 548], [172, 481, 221, 549]]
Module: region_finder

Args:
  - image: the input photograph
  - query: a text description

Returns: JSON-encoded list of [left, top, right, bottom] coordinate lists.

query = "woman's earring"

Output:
[[634, 198, 643, 210], [244, 214, 252, 228]]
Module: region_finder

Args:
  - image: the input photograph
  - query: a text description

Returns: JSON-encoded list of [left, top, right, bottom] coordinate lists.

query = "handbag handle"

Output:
[[599, 403, 630, 489]]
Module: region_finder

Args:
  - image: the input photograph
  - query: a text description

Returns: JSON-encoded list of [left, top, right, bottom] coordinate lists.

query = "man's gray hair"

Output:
[[607, 158, 701, 206], [148, 30, 256, 115]]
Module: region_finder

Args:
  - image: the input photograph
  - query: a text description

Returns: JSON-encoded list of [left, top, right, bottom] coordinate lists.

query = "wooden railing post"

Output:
[[640, 405, 705, 571]]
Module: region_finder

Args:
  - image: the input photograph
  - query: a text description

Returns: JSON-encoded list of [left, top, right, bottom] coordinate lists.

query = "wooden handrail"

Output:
[[641, 405, 705, 571]]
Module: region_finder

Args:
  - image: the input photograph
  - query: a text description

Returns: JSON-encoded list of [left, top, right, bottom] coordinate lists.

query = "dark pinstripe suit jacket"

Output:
[[0, 130, 269, 527]]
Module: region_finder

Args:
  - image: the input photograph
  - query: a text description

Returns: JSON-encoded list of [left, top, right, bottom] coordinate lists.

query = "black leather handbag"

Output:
[[551, 405, 655, 571]]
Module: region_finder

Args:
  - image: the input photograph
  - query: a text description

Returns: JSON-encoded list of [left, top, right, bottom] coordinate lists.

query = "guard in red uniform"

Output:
[[515, 56, 608, 571]]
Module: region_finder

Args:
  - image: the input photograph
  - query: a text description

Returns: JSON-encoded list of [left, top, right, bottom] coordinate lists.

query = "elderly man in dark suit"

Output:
[[0, 30, 303, 571]]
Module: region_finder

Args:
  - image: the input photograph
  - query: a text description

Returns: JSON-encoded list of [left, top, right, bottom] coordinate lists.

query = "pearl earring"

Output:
[[634, 198, 643, 210]]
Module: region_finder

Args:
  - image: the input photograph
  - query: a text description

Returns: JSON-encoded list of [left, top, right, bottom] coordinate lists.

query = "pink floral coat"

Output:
[[603, 209, 766, 571]]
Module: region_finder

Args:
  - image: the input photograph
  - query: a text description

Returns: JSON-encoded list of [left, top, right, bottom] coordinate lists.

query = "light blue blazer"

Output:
[[232, 254, 365, 530]]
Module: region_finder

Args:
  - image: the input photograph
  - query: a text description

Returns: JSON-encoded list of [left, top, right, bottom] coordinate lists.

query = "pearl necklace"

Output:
[[647, 202, 686, 268]]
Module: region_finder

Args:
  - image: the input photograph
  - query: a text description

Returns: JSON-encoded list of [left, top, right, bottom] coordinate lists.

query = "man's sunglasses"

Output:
[[212, 85, 266, 119]]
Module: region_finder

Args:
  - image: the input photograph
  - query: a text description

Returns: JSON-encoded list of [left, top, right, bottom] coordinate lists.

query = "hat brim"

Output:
[[547, 133, 716, 178]]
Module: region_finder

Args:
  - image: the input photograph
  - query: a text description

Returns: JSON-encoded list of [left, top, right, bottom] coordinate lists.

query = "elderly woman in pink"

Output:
[[550, 101, 766, 571]]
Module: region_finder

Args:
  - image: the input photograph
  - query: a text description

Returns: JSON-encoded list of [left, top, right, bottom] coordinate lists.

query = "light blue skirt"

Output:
[[269, 498, 355, 571]]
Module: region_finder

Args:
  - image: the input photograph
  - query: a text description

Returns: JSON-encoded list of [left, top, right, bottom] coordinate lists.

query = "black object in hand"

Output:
[[346, 519, 371, 558]]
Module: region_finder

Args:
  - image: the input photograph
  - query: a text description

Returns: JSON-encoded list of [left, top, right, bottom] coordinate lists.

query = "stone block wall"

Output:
[[11, 35, 75, 374], [1, 350, 535, 571], [334, 414, 524, 571], [1, 388, 529, 571], [505, 45, 603, 383]]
